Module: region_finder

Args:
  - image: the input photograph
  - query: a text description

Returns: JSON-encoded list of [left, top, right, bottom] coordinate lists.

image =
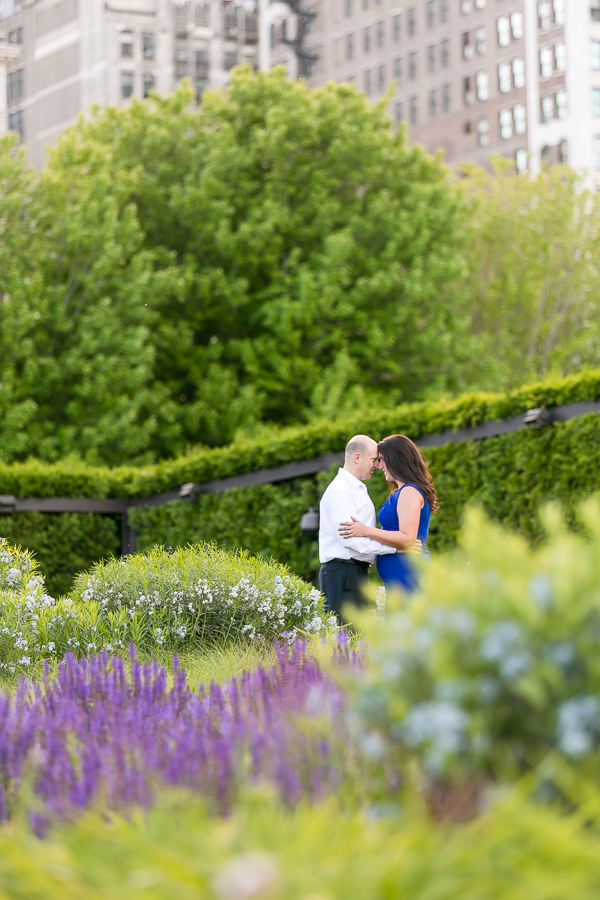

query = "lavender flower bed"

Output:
[[0, 638, 359, 835]]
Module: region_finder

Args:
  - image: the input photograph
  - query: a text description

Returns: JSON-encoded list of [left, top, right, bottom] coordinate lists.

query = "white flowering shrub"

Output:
[[0, 538, 324, 676], [349, 501, 600, 782], [71, 543, 325, 649]]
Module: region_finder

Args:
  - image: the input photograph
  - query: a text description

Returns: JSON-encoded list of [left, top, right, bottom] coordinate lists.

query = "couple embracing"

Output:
[[318, 434, 439, 621]]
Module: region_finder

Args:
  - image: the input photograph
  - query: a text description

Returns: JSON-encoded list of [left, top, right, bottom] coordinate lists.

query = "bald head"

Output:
[[344, 434, 379, 481]]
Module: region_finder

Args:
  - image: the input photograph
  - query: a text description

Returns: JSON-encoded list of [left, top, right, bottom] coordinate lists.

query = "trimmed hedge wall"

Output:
[[2, 368, 600, 592]]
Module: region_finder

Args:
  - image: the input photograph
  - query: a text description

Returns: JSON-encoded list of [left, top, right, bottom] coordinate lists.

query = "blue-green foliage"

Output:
[[351, 501, 600, 781]]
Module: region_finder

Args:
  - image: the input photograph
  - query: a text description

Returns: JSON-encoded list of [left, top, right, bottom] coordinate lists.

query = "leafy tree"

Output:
[[461, 158, 600, 389], [0, 69, 472, 464]]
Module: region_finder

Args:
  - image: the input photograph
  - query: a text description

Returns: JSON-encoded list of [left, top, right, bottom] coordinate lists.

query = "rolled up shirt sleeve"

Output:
[[327, 489, 396, 557]]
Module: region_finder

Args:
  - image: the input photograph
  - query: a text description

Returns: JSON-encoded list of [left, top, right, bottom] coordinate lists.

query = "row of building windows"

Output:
[[537, 0, 565, 30], [540, 42, 566, 77], [121, 32, 155, 59], [121, 70, 155, 99]]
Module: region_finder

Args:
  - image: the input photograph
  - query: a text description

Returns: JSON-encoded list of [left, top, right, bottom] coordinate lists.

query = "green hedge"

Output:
[[3, 368, 600, 592]]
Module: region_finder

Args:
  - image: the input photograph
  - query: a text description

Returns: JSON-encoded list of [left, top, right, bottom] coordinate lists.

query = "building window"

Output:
[[541, 94, 554, 122], [540, 46, 553, 77], [538, 1, 552, 29], [409, 95, 418, 124], [175, 39, 188, 62], [121, 71, 134, 98], [556, 89, 567, 119], [514, 102, 526, 134], [143, 72, 154, 97], [511, 11, 524, 39], [427, 44, 435, 71], [497, 62, 510, 94], [392, 13, 400, 40], [427, 0, 434, 27], [363, 25, 370, 52], [142, 33, 155, 59], [121, 32, 133, 57], [7, 68, 24, 104], [555, 42, 566, 72], [442, 82, 450, 112], [558, 139, 568, 163], [477, 116, 489, 146], [497, 16, 510, 47], [363, 0, 370, 8], [8, 27, 24, 44], [364, 69, 371, 95], [345, 0, 353, 15], [475, 26, 486, 55], [270, 24, 276, 47], [346, 33, 354, 59], [592, 88, 600, 117], [196, 39, 209, 65], [441, 39, 449, 67], [8, 109, 25, 140], [407, 7, 416, 35], [196, 3, 210, 27], [393, 56, 402, 80], [499, 108, 513, 139], [515, 148, 528, 173], [513, 57, 525, 88], [440, 0, 449, 23], [224, 40, 238, 69], [462, 32, 473, 60], [476, 70, 489, 101], [463, 75, 474, 105], [377, 20, 384, 47], [378, 64, 385, 91], [408, 52, 417, 79], [553, 0, 565, 25], [593, 0, 600, 22], [429, 89, 437, 117], [460, 0, 473, 13], [395, 101, 404, 123], [541, 145, 550, 165], [281, 19, 287, 41], [592, 40, 600, 70]]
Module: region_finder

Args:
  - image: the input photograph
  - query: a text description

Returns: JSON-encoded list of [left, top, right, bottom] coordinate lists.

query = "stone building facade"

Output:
[[0, 0, 258, 167], [262, 0, 600, 183]]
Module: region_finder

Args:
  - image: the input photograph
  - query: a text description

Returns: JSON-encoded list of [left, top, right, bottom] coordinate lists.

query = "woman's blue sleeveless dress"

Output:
[[375, 484, 431, 593]]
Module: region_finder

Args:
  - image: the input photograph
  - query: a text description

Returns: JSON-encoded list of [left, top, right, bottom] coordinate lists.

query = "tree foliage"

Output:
[[0, 68, 471, 464], [461, 158, 600, 389]]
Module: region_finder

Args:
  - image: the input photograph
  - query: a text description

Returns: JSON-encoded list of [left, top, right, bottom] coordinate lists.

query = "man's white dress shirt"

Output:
[[319, 468, 396, 564]]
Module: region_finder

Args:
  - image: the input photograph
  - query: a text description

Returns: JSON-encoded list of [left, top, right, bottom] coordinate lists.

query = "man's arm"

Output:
[[327, 489, 395, 556]]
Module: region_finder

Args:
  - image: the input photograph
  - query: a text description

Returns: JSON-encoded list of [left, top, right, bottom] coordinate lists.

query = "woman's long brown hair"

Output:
[[378, 434, 439, 513]]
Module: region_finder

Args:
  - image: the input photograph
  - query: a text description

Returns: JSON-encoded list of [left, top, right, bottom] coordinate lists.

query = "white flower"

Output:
[[557, 695, 600, 757]]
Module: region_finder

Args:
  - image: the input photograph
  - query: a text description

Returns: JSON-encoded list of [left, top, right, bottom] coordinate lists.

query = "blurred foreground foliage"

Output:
[[3, 787, 600, 899]]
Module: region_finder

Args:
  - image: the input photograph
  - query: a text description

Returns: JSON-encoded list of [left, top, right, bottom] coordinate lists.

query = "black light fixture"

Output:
[[523, 408, 553, 428], [300, 506, 320, 532]]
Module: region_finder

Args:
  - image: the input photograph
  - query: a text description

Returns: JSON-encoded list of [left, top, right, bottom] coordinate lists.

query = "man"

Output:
[[318, 434, 396, 621]]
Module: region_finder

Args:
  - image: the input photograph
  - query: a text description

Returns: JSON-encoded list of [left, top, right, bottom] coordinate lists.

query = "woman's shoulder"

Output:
[[397, 484, 427, 504]]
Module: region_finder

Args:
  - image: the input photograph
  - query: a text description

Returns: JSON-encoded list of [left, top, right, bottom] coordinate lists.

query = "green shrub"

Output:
[[0, 539, 326, 676], [3, 787, 600, 899], [349, 500, 600, 783], [3, 368, 600, 589], [0, 512, 119, 597]]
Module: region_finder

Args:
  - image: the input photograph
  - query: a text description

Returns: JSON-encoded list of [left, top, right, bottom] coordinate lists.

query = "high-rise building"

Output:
[[0, 0, 258, 167], [262, 0, 600, 184]]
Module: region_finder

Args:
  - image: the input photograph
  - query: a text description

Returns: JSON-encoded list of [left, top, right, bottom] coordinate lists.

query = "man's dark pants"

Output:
[[319, 558, 370, 623]]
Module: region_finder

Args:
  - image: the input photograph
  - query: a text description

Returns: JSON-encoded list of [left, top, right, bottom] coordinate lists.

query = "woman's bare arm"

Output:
[[338, 487, 423, 550]]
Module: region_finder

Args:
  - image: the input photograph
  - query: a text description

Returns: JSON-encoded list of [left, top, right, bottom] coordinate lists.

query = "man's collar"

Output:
[[338, 467, 366, 490]]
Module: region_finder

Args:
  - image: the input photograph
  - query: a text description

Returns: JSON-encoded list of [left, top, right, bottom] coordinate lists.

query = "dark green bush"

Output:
[[0, 512, 119, 596], [2, 369, 600, 590]]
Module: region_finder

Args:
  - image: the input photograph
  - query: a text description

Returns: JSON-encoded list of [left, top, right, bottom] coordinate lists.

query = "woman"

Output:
[[338, 434, 438, 593]]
